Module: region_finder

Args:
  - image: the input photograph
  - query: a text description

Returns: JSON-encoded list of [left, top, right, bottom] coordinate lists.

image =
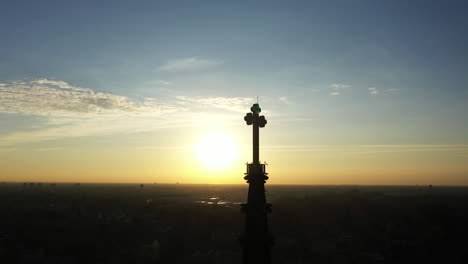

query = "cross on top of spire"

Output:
[[244, 103, 267, 127], [251, 103, 261, 114]]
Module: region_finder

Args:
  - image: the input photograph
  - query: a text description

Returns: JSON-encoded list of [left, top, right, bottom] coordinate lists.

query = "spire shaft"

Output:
[[241, 103, 273, 264], [253, 114, 259, 164]]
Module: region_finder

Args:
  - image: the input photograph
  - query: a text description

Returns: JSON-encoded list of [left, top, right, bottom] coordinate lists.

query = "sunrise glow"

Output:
[[195, 132, 240, 172]]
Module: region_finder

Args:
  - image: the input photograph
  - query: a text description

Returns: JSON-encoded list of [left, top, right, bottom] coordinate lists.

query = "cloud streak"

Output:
[[330, 83, 351, 90], [384, 88, 400, 93], [0, 79, 184, 146], [0, 79, 308, 146], [176, 96, 254, 113], [279, 96, 292, 104], [329, 83, 351, 95], [0, 79, 263, 146], [0, 79, 176, 117], [262, 144, 468, 154], [158, 57, 223, 72], [368, 87, 379, 95]]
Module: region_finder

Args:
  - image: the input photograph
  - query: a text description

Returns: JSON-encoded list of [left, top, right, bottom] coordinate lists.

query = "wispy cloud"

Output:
[[0, 79, 262, 146], [158, 57, 223, 72], [0, 110, 242, 147], [176, 96, 254, 113], [0, 79, 176, 116], [0, 79, 183, 146], [154, 79, 173, 86], [0, 115, 173, 146], [330, 83, 351, 90], [329, 83, 351, 96], [368, 87, 379, 95], [33, 147, 63, 152], [279, 96, 292, 104], [138, 145, 192, 151], [384, 88, 400, 93], [261, 144, 468, 154]]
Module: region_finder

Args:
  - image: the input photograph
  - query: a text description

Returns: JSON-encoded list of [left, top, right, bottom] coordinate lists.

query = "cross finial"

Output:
[[244, 104, 267, 127]]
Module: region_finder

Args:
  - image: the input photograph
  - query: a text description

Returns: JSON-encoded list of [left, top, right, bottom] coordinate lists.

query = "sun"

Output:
[[195, 132, 240, 171]]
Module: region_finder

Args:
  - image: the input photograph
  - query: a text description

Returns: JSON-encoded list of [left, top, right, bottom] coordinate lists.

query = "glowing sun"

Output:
[[195, 132, 240, 171]]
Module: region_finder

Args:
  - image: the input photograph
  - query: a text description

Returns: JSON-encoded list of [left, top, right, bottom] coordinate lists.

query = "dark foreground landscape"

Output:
[[1, 183, 468, 264]]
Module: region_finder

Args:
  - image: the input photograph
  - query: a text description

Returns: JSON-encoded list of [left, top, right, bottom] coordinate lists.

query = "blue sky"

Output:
[[0, 0, 467, 184]]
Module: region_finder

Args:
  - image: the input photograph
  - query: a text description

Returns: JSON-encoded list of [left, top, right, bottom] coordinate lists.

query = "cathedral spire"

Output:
[[241, 103, 273, 264]]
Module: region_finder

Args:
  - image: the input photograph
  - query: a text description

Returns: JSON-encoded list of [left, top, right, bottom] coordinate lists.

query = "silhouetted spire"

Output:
[[241, 103, 273, 264]]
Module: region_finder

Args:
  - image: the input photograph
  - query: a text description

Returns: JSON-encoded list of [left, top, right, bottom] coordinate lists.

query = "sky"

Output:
[[1, 0, 467, 185]]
